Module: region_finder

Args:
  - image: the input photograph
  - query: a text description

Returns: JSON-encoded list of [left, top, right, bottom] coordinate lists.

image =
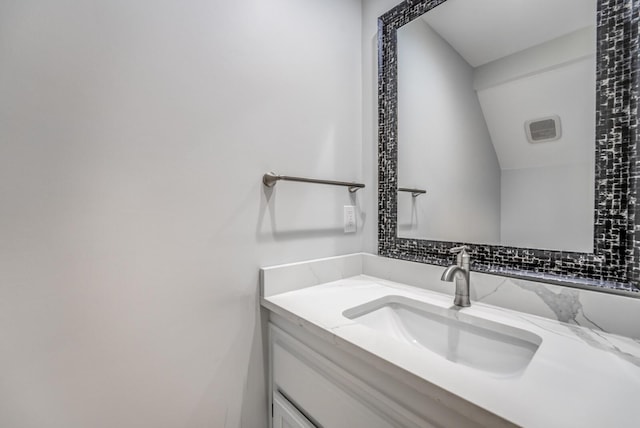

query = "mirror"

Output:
[[378, 0, 639, 293], [396, 0, 596, 253]]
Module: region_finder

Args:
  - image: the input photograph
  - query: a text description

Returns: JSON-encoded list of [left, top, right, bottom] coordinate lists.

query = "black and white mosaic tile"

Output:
[[378, 0, 640, 293]]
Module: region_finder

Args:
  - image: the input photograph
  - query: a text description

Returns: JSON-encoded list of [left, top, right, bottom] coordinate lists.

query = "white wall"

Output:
[[0, 1, 363, 427], [477, 52, 596, 171], [477, 47, 595, 252], [396, 18, 501, 243], [501, 163, 594, 252]]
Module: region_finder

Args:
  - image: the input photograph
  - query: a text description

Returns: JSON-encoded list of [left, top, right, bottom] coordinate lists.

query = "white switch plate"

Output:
[[344, 205, 356, 233]]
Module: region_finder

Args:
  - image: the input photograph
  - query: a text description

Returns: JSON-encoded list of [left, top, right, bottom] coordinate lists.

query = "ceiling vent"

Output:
[[525, 115, 561, 143]]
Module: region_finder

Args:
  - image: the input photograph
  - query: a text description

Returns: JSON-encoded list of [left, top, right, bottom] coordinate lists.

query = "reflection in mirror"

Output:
[[397, 0, 596, 253]]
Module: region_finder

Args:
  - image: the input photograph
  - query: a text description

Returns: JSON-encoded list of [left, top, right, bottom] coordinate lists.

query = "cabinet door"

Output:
[[273, 392, 316, 428]]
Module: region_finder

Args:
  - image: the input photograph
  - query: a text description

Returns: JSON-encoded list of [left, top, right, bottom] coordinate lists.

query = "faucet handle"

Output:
[[449, 245, 470, 268], [449, 245, 470, 254]]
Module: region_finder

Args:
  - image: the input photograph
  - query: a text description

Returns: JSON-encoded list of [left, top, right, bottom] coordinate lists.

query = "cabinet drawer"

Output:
[[270, 323, 436, 428], [273, 391, 316, 428]]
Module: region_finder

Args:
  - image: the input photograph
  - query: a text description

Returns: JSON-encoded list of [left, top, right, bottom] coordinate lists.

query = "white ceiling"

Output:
[[422, 0, 596, 67]]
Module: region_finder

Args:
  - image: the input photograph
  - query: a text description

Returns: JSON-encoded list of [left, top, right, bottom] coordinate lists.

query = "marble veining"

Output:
[[576, 327, 640, 368], [510, 281, 583, 324], [260, 253, 362, 297], [449, 287, 640, 368], [473, 279, 508, 303]]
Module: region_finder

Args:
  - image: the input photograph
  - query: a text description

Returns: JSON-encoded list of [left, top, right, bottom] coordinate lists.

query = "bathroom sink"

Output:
[[343, 296, 542, 376]]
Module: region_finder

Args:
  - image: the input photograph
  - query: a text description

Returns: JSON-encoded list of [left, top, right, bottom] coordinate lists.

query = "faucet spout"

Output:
[[441, 265, 465, 282], [441, 266, 470, 307]]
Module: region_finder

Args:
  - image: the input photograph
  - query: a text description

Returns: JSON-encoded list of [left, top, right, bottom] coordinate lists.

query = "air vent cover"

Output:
[[525, 115, 561, 143]]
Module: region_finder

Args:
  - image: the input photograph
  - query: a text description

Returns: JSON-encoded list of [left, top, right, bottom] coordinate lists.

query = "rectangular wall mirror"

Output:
[[378, 0, 639, 294]]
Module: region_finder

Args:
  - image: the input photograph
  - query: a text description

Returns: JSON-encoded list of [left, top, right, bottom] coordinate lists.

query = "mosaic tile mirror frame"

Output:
[[378, 0, 640, 294]]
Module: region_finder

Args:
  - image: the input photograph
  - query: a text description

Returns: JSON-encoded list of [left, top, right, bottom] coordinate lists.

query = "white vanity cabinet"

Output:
[[268, 314, 512, 428], [261, 254, 640, 428]]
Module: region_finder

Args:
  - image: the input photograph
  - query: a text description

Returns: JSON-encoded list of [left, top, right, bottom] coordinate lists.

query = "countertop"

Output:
[[262, 274, 640, 428]]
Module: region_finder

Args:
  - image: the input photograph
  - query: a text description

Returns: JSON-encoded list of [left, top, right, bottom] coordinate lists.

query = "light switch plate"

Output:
[[344, 205, 356, 233]]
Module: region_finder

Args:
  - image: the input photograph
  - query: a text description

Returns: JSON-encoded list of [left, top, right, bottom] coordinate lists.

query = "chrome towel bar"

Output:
[[398, 187, 426, 197], [263, 172, 365, 193]]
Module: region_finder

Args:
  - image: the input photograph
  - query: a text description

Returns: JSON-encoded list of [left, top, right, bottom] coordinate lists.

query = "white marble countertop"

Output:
[[262, 274, 640, 428]]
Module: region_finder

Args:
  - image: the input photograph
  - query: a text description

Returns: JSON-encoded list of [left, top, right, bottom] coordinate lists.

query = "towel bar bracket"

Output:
[[398, 187, 426, 197]]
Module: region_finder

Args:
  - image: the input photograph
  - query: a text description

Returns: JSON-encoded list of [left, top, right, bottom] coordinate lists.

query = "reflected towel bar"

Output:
[[398, 187, 426, 197], [263, 172, 365, 193]]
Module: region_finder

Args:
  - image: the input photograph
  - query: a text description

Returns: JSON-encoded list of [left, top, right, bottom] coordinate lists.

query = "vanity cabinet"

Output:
[[262, 254, 640, 428], [268, 313, 512, 428]]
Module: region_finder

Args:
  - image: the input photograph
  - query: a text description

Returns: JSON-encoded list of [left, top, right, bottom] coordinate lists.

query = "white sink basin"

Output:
[[343, 296, 542, 376]]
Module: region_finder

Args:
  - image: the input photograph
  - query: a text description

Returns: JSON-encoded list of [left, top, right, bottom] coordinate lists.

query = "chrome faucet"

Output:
[[441, 246, 471, 307]]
